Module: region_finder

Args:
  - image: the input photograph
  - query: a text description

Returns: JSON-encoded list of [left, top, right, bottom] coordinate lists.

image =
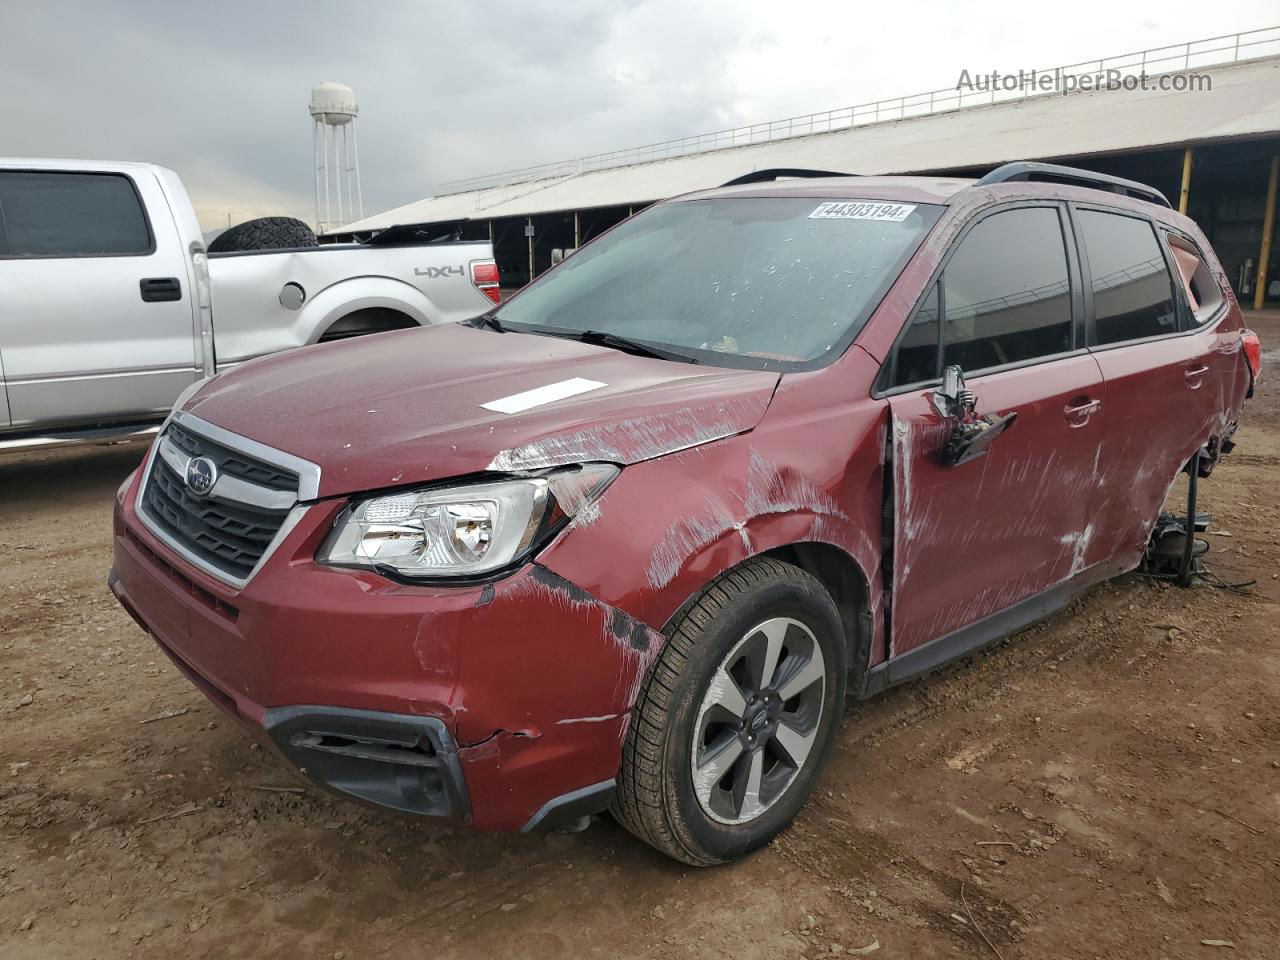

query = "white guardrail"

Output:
[[440, 26, 1280, 198]]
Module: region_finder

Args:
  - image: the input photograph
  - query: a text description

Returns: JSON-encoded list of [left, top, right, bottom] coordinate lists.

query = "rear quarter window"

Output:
[[1165, 232, 1227, 326], [0, 170, 153, 259]]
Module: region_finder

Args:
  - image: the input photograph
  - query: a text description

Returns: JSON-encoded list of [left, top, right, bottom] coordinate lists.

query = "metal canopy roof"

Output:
[[337, 55, 1280, 234]]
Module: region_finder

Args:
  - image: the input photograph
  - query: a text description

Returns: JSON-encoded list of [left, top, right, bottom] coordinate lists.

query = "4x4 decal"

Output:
[[414, 265, 465, 279]]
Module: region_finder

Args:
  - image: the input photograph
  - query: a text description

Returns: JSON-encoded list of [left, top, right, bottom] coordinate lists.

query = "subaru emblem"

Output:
[[185, 456, 218, 497]]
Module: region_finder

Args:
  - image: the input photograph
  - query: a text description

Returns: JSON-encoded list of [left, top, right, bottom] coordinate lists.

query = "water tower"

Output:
[[310, 82, 363, 232]]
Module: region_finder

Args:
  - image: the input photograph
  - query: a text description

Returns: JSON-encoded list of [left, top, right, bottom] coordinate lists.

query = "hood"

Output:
[[187, 323, 780, 498]]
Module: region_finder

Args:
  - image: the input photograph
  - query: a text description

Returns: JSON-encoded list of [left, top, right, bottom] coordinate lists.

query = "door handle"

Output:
[[1063, 398, 1101, 426], [140, 277, 182, 302], [1184, 364, 1210, 388]]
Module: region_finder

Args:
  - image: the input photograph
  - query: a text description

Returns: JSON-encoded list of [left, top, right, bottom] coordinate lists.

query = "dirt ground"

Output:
[[2, 315, 1278, 960]]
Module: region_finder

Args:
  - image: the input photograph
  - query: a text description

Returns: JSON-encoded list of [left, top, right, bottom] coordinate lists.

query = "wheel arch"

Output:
[[659, 539, 874, 689], [294, 276, 440, 344]]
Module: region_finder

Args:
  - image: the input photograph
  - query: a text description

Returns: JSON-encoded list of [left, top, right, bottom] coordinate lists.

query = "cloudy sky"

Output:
[[4, 1, 1275, 232]]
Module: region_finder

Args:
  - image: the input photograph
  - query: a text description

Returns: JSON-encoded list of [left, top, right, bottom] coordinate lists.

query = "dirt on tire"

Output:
[[1, 313, 1278, 959]]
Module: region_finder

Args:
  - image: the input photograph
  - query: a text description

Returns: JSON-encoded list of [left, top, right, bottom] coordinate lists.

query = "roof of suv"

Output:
[[684, 175, 976, 206], [678, 162, 1177, 213]]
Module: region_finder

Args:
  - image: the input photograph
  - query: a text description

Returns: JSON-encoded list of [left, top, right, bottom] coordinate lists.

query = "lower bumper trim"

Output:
[[520, 778, 616, 833], [263, 706, 471, 822]]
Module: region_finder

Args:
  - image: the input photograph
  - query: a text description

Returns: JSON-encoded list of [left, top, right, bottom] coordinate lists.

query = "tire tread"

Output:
[[611, 555, 822, 865]]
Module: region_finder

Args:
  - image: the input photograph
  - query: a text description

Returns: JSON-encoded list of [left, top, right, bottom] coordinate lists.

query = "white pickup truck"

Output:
[[0, 159, 499, 451]]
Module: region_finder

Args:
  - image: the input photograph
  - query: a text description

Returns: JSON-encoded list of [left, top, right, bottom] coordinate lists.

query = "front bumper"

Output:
[[110, 480, 659, 832]]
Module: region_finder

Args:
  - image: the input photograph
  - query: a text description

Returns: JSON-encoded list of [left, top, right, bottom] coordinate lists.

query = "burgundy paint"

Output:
[[111, 176, 1254, 833], [187, 323, 778, 496]]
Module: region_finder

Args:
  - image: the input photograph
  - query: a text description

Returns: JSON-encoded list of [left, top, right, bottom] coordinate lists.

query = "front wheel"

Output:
[[612, 556, 847, 865]]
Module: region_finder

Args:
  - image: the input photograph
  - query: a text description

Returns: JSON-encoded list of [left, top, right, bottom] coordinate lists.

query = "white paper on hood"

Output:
[[481, 377, 607, 414]]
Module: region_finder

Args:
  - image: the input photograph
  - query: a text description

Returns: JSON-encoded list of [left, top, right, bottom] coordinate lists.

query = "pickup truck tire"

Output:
[[612, 556, 846, 865], [208, 217, 318, 253], [319, 308, 418, 342]]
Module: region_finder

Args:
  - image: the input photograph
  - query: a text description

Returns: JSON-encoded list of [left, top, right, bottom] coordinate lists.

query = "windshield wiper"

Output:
[[542, 329, 700, 364], [467, 312, 506, 333]]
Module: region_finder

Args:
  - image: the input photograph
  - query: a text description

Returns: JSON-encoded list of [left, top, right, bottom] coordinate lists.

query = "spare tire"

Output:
[[208, 216, 318, 253]]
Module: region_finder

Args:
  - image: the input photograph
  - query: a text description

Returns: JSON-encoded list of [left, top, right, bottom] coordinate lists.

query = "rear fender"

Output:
[[296, 277, 439, 344]]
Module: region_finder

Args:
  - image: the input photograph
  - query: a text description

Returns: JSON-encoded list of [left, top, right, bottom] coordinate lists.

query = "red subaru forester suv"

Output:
[[111, 163, 1260, 864]]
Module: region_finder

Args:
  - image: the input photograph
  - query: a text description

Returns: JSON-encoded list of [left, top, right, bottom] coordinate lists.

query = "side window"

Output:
[[1076, 209, 1176, 345], [1165, 232, 1225, 326], [0, 171, 152, 259], [886, 283, 939, 388], [941, 207, 1073, 373]]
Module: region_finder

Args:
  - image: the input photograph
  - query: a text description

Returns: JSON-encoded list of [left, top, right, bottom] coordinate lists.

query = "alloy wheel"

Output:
[[690, 616, 827, 825]]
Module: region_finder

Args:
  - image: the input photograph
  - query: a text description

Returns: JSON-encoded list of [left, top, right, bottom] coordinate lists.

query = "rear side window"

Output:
[[941, 206, 1073, 373], [1166, 233, 1225, 326], [0, 171, 152, 258], [1076, 209, 1176, 345]]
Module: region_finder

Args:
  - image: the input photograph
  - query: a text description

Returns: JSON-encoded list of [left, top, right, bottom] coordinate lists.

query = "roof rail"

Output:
[[976, 161, 1172, 208], [721, 168, 857, 187]]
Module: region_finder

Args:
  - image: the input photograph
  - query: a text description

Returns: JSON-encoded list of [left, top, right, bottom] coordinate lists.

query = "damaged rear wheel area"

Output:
[[612, 556, 846, 865]]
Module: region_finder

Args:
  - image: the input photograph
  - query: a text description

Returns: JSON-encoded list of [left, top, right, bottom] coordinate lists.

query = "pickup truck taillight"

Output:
[[1242, 329, 1262, 383], [470, 260, 501, 305]]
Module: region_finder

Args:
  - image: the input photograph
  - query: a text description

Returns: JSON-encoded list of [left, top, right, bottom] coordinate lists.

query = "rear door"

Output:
[[880, 203, 1106, 659], [1071, 205, 1225, 572], [0, 168, 199, 430]]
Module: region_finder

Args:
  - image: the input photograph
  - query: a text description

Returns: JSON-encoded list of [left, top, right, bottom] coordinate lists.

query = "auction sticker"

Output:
[[809, 201, 916, 222]]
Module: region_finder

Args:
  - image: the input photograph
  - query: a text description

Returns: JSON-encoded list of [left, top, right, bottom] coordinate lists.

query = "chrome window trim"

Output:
[[133, 411, 322, 590]]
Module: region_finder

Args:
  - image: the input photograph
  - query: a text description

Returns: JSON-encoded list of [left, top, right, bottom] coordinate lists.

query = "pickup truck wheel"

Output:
[[208, 217, 317, 253], [612, 556, 846, 865], [318, 309, 418, 342]]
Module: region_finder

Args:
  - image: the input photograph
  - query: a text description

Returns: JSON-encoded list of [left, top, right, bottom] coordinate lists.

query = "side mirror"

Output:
[[931, 365, 976, 420], [930, 365, 1017, 467]]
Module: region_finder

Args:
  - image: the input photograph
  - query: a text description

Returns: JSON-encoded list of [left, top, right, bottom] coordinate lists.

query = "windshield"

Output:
[[495, 196, 942, 369]]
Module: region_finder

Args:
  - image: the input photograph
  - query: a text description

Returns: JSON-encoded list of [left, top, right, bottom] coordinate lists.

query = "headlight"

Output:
[[318, 463, 618, 579]]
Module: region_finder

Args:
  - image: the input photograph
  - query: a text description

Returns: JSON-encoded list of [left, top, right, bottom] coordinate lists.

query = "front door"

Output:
[[878, 204, 1105, 659], [0, 168, 199, 430]]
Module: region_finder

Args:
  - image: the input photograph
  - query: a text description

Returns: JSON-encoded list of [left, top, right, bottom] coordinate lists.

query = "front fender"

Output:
[[295, 276, 440, 344], [537, 429, 884, 668]]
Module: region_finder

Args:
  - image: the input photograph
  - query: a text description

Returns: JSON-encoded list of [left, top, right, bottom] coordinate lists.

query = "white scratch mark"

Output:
[[554, 714, 621, 725], [487, 398, 761, 471]]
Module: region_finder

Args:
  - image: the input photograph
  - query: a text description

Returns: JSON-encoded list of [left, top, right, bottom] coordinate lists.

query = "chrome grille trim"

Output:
[[155, 436, 296, 511], [133, 412, 322, 590]]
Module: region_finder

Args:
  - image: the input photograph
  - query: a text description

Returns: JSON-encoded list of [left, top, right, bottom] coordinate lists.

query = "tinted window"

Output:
[[1078, 210, 1176, 344], [495, 197, 942, 370], [0, 171, 152, 258], [941, 207, 1073, 372], [887, 282, 939, 387]]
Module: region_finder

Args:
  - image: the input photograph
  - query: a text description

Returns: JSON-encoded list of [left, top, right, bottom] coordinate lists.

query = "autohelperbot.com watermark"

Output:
[[956, 68, 1212, 96]]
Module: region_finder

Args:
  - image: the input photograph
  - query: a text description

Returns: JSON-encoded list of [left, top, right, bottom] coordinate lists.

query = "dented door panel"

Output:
[[1084, 321, 1241, 573], [885, 354, 1105, 658]]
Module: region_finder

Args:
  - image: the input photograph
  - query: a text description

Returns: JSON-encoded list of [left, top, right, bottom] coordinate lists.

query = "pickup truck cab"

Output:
[[0, 159, 498, 450], [110, 163, 1260, 865]]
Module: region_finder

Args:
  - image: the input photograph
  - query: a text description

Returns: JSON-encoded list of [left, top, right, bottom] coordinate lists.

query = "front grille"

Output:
[[140, 422, 300, 581], [167, 421, 296, 491]]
